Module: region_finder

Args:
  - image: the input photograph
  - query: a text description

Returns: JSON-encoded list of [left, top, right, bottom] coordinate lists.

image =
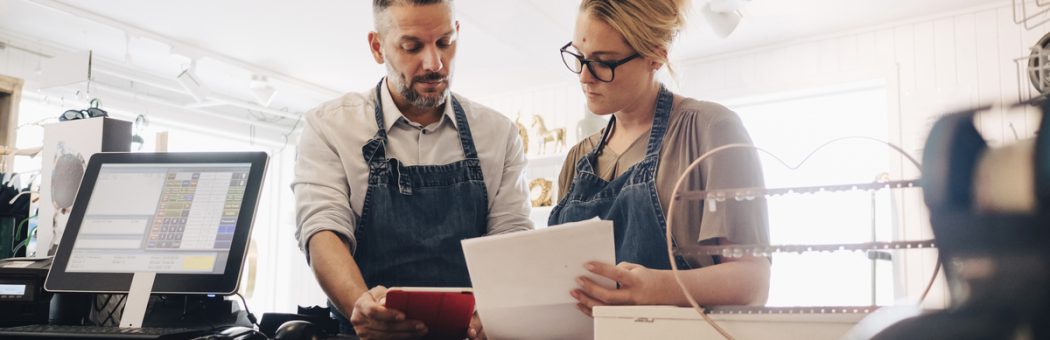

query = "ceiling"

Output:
[[0, 0, 1006, 114]]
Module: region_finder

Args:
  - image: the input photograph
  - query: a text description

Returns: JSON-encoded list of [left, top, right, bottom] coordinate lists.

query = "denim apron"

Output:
[[335, 80, 489, 332], [548, 85, 691, 270]]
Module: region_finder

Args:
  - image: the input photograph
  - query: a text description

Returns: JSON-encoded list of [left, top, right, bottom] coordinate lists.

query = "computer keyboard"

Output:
[[0, 324, 211, 339]]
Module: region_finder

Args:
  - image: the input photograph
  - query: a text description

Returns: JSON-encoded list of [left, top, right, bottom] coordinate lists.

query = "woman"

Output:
[[550, 0, 771, 316]]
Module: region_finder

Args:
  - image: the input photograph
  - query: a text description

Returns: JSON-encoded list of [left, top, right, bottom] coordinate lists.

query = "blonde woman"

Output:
[[550, 0, 771, 316]]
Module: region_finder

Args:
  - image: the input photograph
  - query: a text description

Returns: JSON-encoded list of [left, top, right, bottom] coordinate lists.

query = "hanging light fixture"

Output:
[[249, 74, 277, 107], [703, 0, 750, 38], [176, 60, 209, 103]]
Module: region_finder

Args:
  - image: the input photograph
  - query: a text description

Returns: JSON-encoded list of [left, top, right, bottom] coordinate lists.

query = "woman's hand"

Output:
[[467, 312, 487, 340], [570, 261, 668, 317]]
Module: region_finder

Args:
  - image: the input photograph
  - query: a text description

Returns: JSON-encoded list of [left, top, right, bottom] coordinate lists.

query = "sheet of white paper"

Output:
[[462, 218, 616, 340]]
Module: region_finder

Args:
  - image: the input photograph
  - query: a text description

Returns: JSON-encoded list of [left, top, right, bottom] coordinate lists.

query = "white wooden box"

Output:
[[37, 117, 130, 256]]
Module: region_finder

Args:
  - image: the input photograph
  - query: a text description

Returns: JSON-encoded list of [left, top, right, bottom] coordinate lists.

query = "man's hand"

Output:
[[350, 286, 428, 340], [467, 312, 487, 340], [570, 261, 665, 317]]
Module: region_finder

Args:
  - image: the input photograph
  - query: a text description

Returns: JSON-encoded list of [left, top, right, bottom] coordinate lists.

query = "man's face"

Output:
[[370, 3, 459, 109]]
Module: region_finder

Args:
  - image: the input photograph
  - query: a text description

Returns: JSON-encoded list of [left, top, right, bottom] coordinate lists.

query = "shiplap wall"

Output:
[[477, 1, 1048, 308], [680, 2, 1043, 146], [479, 2, 1044, 146], [676, 2, 1046, 308]]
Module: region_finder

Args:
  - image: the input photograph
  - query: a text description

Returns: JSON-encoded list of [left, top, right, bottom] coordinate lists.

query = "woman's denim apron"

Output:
[[548, 85, 691, 270]]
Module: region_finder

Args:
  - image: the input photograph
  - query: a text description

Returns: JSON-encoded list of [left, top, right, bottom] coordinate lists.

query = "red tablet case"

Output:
[[385, 288, 475, 340]]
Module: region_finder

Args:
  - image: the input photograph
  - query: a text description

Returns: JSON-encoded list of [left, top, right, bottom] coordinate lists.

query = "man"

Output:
[[292, 1, 532, 338]]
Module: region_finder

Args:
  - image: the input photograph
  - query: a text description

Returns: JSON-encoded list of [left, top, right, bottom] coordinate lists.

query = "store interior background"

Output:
[[1, 0, 1045, 315]]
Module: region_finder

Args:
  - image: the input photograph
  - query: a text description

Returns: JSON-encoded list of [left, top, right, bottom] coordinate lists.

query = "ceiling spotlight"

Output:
[[176, 62, 209, 103], [703, 0, 750, 38], [249, 74, 277, 107]]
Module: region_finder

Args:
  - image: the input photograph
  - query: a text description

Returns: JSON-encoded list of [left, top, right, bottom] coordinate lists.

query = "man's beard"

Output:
[[389, 66, 450, 109]]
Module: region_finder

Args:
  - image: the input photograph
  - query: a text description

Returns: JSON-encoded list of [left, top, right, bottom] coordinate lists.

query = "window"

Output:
[[725, 82, 899, 306]]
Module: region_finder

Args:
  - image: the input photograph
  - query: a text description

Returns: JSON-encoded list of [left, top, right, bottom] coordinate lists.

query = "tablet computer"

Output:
[[385, 287, 475, 340]]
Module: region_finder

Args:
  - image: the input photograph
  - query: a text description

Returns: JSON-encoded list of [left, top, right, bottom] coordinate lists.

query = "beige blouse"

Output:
[[557, 95, 770, 267]]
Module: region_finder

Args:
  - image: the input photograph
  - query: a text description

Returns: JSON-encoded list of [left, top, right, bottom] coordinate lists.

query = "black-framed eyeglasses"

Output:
[[59, 98, 109, 122], [560, 42, 641, 82]]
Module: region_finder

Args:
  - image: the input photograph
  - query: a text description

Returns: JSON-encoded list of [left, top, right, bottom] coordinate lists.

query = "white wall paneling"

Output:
[[678, 2, 1043, 308], [476, 1, 1045, 308]]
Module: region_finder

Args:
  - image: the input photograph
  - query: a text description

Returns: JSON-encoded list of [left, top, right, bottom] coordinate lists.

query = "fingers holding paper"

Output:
[[351, 286, 428, 340], [571, 261, 663, 317], [467, 312, 487, 340]]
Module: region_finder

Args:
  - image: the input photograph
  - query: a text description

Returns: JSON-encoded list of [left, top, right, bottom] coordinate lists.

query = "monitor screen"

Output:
[[45, 152, 268, 295], [66, 163, 250, 275], [0, 284, 26, 296]]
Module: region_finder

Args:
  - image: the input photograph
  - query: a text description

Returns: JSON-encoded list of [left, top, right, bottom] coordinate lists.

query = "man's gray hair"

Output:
[[373, 0, 454, 33]]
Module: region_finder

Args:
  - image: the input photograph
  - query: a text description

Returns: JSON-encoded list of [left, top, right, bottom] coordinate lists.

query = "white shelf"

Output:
[[530, 205, 554, 228], [524, 152, 566, 191], [524, 153, 565, 229], [526, 152, 568, 168]]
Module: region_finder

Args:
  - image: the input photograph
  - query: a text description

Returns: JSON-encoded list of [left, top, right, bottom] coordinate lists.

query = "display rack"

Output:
[[1013, 0, 1050, 31], [1015, 31, 1050, 104], [705, 305, 879, 315], [525, 151, 568, 228], [663, 140, 935, 339]]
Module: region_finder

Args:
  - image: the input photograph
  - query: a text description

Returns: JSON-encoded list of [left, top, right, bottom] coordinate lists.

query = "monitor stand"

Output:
[[113, 272, 246, 329], [119, 272, 155, 328]]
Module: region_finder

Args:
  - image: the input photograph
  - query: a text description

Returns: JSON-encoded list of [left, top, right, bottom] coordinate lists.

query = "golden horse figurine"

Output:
[[515, 113, 529, 155], [530, 115, 566, 155]]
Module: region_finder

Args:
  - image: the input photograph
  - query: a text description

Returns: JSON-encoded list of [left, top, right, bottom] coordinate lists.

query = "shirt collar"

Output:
[[380, 77, 458, 132]]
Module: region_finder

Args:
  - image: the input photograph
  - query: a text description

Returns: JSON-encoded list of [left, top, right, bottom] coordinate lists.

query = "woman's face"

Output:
[[571, 13, 656, 115]]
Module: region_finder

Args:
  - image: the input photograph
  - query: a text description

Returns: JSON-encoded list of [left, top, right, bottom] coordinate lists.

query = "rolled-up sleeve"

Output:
[[696, 113, 769, 245], [485, 121, 533, 235], [292, 110, 357, 259]]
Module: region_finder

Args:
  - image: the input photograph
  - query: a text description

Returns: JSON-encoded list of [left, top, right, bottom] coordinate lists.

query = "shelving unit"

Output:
[[669, 177, 932, 282], [626, 135, 941, 339], [529, 206, 554, 229], [524, 152, 567, 228], [0, 75, 24, 173], [586, 177, 936, 340], [525, 153, 568, 169]]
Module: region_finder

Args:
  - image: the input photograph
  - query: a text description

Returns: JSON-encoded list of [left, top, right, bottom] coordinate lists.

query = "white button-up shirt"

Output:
[[293, 79, 533, 257]]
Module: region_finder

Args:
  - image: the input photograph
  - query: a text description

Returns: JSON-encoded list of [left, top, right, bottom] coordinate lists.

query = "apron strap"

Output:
[[364, 77, 481, 194], [631, 85, 675, 182], [575, 117, 616, 175], [642, 85, 675, 160], [584, 84, 675, 175], [366, 78, 479, 163], [450, 96, 480, 160], [363, 79, 390, 166]]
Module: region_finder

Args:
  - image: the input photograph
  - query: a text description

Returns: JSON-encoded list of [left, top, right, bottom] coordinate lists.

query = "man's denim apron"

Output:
[[334, 80, 489, 332]]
